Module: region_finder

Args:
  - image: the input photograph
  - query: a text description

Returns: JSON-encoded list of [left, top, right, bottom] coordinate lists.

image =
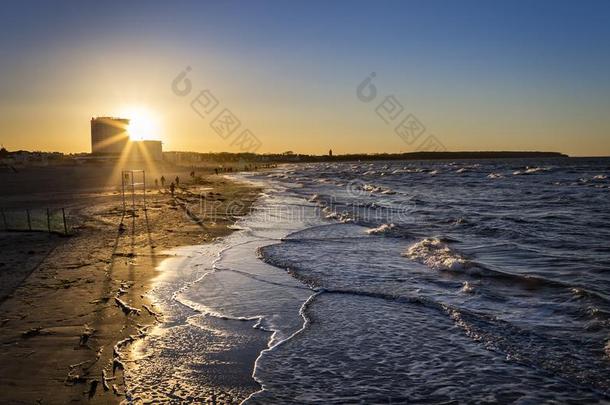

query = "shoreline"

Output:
[[122, 170, 321, 404], [0, 171, 261, 403], [124, 242, 273, 404]]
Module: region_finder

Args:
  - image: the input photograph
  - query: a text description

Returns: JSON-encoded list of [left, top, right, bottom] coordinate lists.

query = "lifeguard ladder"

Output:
[[121, 170, 147, 213]]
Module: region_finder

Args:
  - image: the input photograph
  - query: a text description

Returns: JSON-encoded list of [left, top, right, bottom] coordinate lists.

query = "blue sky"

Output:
[[1, 0, 609, 155]]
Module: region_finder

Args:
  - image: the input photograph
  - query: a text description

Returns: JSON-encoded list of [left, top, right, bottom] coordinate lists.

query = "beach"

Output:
[[0, 163, 260, 403], [124, 158, 609, 403], [1, 158, 609, 404]]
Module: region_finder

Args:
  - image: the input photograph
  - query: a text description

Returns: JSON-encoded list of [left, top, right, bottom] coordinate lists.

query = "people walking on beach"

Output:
[[175, 176, 180, 186], [214, 168, 218, 175], [169, 182, 175, 197], [154, 178, 158, 188], [160, 176, 165, 187]]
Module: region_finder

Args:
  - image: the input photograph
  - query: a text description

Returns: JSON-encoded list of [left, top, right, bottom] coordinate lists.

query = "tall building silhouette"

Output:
[[90, 117, 129, 155]]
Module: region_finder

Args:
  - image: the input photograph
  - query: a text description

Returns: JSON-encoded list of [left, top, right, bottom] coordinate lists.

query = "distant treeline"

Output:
[[163, 151, 568, 164], [0, 147, 569, 166]]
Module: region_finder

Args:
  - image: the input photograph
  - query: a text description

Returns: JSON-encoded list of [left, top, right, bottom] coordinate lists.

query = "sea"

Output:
[[127, 157, 610, 404]]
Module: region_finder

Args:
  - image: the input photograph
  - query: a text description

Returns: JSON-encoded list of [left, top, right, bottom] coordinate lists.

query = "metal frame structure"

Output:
[[121, 170, 146, 212]]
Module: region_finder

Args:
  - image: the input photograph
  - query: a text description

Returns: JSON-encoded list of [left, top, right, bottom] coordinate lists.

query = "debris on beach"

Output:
[[143, 304, 162, 322], [65, 360, 92, 386], [64, 372, 87, 385], [21, 327, 48, 338], [79, 324, 95, 347], [113, 334, 137, 375], [69, 360, 92, 370], [113, 336, 135, 359], [112, 357, 125, 375], [87, 380, 98, 398], [102, 369, 115, 391], [117, 281, 134, 296], [112, 383, 124, 396], [115, 297, 141, 315]]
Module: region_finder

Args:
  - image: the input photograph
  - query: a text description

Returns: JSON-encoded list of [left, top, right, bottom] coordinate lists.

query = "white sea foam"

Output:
[[323, 207, 352, 223], [354, 183, 396, 195], [461, 281, 475, 294], [363, 184, 382, 193], [366, 223, 396, 235], [513, 167, 549, 176], [403, 238, 467, 271]]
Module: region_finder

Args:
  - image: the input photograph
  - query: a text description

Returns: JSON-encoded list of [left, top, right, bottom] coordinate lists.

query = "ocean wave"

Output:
[[402, 237, 469, 271], [247, 160, 610, 400], [581, 174, 609, 184], [322, 207, 352, 223], [361, 183, 395, 194], [366, 223, 395, 235], [513, 166, 551, 176]]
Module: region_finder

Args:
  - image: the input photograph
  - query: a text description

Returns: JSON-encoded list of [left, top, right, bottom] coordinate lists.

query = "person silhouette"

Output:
[[170, 182, 175, 197], [160, 176, 166, 187]]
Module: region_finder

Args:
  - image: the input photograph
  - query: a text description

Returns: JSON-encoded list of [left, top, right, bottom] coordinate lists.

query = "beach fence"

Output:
[[0, 207, 73, 236]]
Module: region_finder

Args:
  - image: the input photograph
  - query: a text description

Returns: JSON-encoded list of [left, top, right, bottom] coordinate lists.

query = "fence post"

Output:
[[1, 209, 6, 230], [47, 208, 51, 233], [62, 208, 68, 235], [131, 172, 136, 212], [143, 170, 146, 209], [121, 171, 126, 213], [26, 209, 32, 231]]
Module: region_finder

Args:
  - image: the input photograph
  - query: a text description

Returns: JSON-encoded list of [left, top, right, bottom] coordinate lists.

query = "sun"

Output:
[[123, 107, 160, 141]]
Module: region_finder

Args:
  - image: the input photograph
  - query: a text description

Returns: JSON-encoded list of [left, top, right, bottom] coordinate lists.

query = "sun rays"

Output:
[[121, 107, 160, 141], [101, 107, 163, 191]]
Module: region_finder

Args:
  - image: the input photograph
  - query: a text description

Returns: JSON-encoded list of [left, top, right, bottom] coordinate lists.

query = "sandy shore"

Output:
[[0, 164, 260, 403]]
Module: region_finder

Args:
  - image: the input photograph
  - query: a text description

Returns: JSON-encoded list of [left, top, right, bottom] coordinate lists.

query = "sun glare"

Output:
[[123, 107, 160, 141]]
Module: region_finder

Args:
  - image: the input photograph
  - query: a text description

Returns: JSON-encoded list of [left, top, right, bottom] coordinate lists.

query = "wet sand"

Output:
[[127, 309, 271, 403], [0, 163, 261, 403]]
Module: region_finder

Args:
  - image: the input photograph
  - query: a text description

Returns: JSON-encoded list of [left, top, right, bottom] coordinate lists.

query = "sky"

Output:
[[0, 0, 609, 156]]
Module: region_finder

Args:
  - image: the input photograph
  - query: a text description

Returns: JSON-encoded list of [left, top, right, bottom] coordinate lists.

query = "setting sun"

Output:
[[123, 107, 160, 141]]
